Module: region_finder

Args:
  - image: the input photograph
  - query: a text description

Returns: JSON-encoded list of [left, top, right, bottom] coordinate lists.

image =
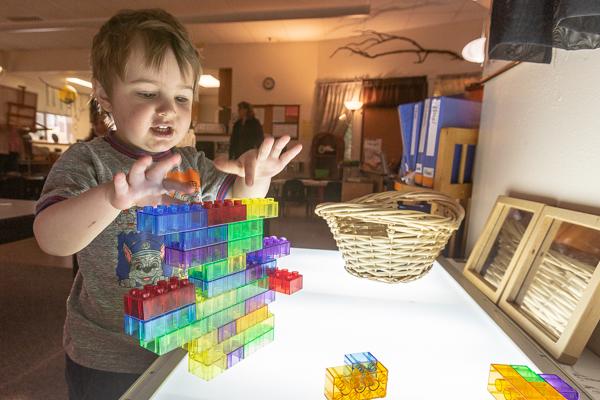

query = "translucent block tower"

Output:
[[124, 198, 298, 380]]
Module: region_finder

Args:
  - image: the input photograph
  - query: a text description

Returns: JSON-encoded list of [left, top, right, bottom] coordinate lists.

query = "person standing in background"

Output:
[[228, 101, 264, 160]]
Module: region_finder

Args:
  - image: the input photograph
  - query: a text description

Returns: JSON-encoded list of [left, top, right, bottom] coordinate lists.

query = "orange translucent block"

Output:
[[487, 364, 548, 400], [511, 365, 567, 400], [324, 361, 388, 400]]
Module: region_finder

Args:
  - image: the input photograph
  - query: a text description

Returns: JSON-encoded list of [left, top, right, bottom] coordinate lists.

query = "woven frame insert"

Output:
[[315, 191, 465, 283]]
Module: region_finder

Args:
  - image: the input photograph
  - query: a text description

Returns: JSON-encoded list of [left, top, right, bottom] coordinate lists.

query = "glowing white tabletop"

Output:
[[127, 248, 538, 400]]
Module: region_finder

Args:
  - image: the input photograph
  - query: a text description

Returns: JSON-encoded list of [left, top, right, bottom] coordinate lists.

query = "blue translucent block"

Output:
[[344, 352, 378, 373], [165, 242, 228, 268], [164, 225, 228, 251], [125, 303, 196, 341], [245, 290, 275, 314], [137, 204, 207, 235], [260, 259, 277, 275], [195, 262, 267, 298]]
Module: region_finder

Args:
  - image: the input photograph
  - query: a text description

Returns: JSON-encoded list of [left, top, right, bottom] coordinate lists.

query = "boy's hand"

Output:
[[109, 154, 195, 210], [214, 136, 302, 186]]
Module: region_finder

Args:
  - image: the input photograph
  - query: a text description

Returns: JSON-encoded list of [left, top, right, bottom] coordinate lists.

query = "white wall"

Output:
[[201, 41, 319, 162], [0, 73, 91, 141], [468, 49, 600, 253]]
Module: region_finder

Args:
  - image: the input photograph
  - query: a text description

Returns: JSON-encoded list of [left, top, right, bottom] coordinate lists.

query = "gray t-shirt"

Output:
[[36, 134, 235, 373]]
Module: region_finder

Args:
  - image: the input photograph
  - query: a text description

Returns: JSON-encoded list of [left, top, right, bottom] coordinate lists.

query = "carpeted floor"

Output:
[[0, 262, 72, 400], [0, 213, 336, 400]]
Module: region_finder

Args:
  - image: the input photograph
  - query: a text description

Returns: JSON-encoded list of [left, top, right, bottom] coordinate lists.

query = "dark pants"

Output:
[[65, 354, 141, 400]]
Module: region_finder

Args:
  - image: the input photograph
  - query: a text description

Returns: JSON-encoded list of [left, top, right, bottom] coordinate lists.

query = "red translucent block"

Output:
[[268, 268, 303, 295], [231, 200, 247, 223], [123, 277, 195, 320]]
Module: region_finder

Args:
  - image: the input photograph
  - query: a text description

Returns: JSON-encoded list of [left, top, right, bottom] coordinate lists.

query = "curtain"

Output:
[[314, 80, 362, 135], [489, 0, 600, 64], [361, 76, 427, 108]]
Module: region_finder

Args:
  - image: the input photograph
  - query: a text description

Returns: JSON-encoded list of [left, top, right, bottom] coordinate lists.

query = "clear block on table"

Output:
[[164, 224, 228, 251], [124, 303, 196, 341], [188, 254, 246, 282], [164, 242, 228, 268], [136, 204, 207, 235], [195, 277, 269, 319]]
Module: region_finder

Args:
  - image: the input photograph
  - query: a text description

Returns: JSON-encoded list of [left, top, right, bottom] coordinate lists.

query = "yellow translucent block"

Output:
[[488, 365, 544, 400], [190, 314, 274, 366], [236, 305, 269, 332], [184, 330, 218, 354], [528, 382, 567, 400], [324, 361, 388, 400], [188, 354, 226, 380], [238, 198, 279, 219]]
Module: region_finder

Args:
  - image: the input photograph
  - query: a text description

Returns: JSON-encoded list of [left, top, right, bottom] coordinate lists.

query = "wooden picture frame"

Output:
[[463, 196, 545, 303], [499, 206, 600, 364]]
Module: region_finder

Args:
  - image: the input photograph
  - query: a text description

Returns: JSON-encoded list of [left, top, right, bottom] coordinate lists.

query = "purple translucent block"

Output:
[[245, 290, 275, 314], [218, 320, 237, 343], [539, 374, 579, 400], [245, 262, 267, 282], [247, 236, 290, 263], [227, 346, 244, 368], [164, 243, 228, 268]]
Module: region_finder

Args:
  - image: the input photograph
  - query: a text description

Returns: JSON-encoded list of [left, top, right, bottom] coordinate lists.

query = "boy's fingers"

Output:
[[113, 172, 128, 196], [244, 155, 256, 186], [257, 137, 274, 161], [162, 179, 196, 194], [279, 143, 303, 166], [270, 135, 290, 159], [214, 158, 244, 176], [161, 194, 186, 205], [146, 153, 181, 182], [128, 156, 152, 186]]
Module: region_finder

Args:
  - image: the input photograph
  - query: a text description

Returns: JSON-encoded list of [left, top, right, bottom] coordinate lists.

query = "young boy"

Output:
[[33, 9, 301, 400]]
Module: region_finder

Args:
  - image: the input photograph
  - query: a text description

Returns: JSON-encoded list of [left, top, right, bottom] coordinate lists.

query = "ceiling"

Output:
[[0, 0, 489, 51]]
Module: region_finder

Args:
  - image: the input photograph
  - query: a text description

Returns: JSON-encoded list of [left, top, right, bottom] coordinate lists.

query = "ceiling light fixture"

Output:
[[66, 77, 92, 88], [462, 37, 486, 63], [199, 74, 220, 88]]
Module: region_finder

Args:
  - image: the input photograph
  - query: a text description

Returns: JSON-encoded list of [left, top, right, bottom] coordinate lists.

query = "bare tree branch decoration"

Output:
[[331, 30, 463, 63]]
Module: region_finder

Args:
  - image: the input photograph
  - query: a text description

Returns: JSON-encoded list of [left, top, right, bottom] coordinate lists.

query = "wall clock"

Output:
[[262, 77, 275, 90]]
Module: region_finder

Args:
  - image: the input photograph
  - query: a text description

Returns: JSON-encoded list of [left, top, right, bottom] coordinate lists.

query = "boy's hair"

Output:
[[91, 9, 201, 97]]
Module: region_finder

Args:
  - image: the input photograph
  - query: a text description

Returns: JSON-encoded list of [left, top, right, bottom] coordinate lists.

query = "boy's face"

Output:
[[97, 42, 194, 153]]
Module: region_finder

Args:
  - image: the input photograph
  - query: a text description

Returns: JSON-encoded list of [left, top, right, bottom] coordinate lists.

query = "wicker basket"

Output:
[[315, 191, 465, 283]]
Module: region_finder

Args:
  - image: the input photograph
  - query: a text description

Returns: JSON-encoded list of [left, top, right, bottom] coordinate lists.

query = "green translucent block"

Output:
[[243, 326, 274, 357], [188, 254, 246, 281], [196, 277, 269, 319], [205, 302, 246, 332], [228, 219, 264, 241], [140, 318, 208, 355], [189, 315, 274, 366], [228, 234, 263, 257], [512, 365, 545, 382]]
